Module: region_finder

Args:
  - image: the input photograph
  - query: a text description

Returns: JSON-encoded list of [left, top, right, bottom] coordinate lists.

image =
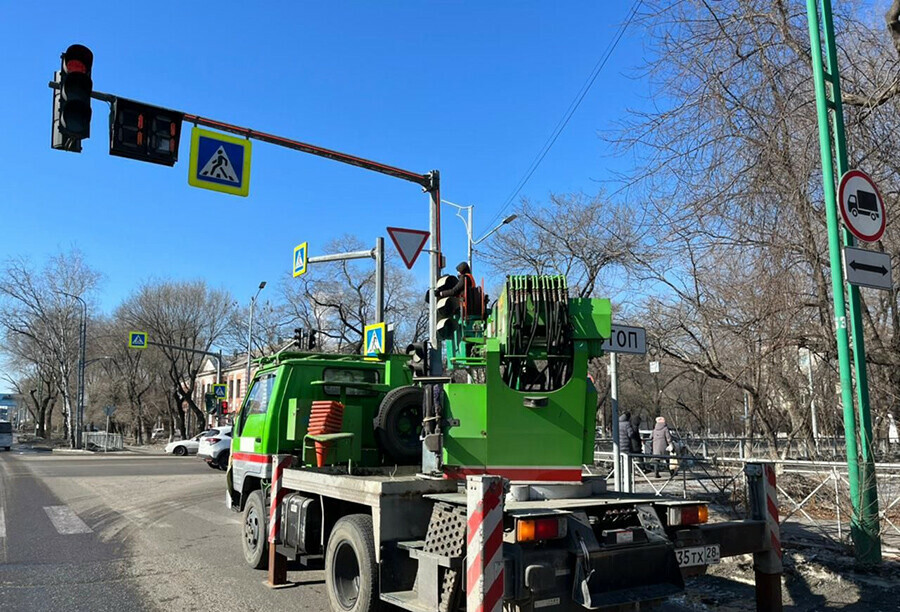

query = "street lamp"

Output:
[[56, 291, 86, 449], [442, 200, 518, 269], [246, 281, 267, 398]]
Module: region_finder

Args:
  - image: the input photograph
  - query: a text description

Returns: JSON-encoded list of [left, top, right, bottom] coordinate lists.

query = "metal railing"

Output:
[[83, 432, 123, 452], [595, 449, 900, 555]]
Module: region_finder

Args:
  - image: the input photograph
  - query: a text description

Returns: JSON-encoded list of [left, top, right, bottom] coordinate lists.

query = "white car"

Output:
[[165, 431, 211, 456], [198, 426, 232, 470]]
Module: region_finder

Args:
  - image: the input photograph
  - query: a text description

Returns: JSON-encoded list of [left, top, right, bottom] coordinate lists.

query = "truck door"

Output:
[[236, 373, 276, 455]]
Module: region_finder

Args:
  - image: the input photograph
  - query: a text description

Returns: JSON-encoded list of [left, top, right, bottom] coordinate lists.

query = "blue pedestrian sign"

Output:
[[188, 127, 252, 197], [364, 322, 386, 358], [293, 242, 308, 278], [128, 331, 148, 349], [212, 383, 228, 400]]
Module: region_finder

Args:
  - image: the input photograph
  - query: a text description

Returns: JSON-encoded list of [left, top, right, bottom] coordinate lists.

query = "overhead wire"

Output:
[[482, 0, 644, 231]]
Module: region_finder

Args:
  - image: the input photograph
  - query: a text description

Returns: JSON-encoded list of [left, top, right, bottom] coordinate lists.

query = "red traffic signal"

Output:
[[221, 401, 229, 414], [52, 44, 94, 151], [60, 44, 93, 138]]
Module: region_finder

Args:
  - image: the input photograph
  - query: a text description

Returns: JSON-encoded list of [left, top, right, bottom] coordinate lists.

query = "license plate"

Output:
[[675, 544, 720, 567]]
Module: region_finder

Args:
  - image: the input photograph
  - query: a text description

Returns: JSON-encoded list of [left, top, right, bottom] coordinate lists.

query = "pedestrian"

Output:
[[629, 414, 643, 454], [618, 411, 633, 455], [652, 416, 674, 478]]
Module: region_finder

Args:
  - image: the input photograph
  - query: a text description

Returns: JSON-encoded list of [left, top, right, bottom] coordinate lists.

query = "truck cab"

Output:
[[226, 351, 417, 514]]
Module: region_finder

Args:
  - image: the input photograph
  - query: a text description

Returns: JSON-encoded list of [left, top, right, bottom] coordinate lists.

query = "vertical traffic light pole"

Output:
[[806, 0, 881, 565]]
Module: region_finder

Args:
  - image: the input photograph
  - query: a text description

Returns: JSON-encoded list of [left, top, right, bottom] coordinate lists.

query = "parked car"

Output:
[[165, 430, 211, 456], [198, 426, 232, 470]]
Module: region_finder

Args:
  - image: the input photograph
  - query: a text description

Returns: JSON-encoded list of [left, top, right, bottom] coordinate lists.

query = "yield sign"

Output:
[[386, 227, 430, 269]]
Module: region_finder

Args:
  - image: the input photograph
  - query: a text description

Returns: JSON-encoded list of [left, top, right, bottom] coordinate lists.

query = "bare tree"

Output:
[[0, 250, 100, 445], [118, 280, 234, 439], [280, 235, 427, 354]]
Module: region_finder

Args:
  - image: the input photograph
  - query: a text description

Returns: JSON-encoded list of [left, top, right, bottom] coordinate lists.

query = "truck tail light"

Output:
[[516, 516, 567, 542], [667, 504, 709, 526]]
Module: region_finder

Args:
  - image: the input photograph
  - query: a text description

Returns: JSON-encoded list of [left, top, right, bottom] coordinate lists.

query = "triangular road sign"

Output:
[[199, 146, 240, 183], [387, 227, 430, 269]]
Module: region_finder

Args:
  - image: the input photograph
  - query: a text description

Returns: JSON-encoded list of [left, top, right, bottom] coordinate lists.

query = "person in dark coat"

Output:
[[617, 411, 633, 454], [629, 415, 643, 454], [651, 416, 674, 477]]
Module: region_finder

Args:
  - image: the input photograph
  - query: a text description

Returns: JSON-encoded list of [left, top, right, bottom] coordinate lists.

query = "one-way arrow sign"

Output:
[[843, 246, 893, 291]]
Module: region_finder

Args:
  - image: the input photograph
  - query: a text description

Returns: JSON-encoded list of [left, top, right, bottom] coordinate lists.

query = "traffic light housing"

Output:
[[406, 341, 429, 378], [308, 330, 317, 351], [294, 328, 304, 347], [204, 392, 217, 414], [435, 274, 460, 340], [220, 401, 229, 415], [109, 97, 183, 166], [52, 44, 93, 152]]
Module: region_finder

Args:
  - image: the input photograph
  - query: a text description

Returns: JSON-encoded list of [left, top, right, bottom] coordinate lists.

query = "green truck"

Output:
[[226, 275, 775, 611]]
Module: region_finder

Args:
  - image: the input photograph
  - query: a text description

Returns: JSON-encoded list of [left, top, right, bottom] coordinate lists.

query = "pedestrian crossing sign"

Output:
[[128, 331, 148, 349], [293, 242, 308, 277], [212, 383, 228, 400], [364, 322, 386, 358], [188, 127, 252, 196]]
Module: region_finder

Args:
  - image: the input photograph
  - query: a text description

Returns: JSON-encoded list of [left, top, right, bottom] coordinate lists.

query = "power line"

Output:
[[483, 0, 643, 230]]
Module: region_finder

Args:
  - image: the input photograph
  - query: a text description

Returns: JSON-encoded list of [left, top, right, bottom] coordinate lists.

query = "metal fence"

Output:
[[594, 449, 900, 556], [83, 432, 123, 451]]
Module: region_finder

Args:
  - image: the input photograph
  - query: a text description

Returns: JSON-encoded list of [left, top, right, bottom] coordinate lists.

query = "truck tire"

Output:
[[242, 490, 268, 570], [374, 385, 423, 465], [326, 514, 380, 612]]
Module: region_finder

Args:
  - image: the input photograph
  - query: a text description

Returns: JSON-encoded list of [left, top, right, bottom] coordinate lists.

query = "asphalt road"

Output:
[[0, 445, 329, 612]]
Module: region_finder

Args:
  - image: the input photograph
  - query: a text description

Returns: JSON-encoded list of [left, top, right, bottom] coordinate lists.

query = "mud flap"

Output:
[[569, 512, 684, 609]]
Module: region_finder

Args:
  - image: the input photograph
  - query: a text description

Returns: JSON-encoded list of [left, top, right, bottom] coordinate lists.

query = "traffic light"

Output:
[[294, 328, 305, 347], [220, 401, 229, 415], [308, 330, 317, 351], [406, 341, 429, 377], [435, 274, 460, 340], [52, 44, 93, 152], [204, 392, 217, 414], [109, 97, 183, 166]]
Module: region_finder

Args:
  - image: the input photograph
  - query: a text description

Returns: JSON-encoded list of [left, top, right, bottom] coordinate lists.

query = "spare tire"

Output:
[[374, 385, 424, 464]]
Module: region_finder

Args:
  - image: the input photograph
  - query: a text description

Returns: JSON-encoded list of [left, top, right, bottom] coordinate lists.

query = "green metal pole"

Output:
[[819, 0, 881, 565], [805, 0, 864, 558]]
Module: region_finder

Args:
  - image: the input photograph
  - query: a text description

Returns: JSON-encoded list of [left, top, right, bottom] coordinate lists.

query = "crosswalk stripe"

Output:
[[44, 506, 93, 534], [0, 507, 6, 539], [181, 505, 240, 526]]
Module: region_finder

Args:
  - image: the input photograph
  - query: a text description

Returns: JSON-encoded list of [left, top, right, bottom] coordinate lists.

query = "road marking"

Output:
[[182, 505, 240, 526], [0, 507, 5, 539], [44, 506, 93, 534]]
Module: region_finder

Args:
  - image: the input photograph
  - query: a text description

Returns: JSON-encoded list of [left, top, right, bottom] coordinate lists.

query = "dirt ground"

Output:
[[663, 543, 900, 611]]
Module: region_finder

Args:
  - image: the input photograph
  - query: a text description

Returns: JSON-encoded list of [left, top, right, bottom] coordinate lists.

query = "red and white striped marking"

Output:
[[466, 475, 505, 612], [764, 463, 782, 560], [268, 454, 293, 544]]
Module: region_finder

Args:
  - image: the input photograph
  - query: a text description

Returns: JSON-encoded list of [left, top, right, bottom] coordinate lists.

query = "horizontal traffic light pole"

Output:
[[47, 83, 434, 189], [141, 339, 224, 384]]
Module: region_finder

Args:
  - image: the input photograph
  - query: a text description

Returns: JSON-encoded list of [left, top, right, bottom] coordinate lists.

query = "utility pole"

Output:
[[805, 0, 881, 565], [246, 281, 267, 392], [442, 199, 518, 271], [58, 291, 87, 449]]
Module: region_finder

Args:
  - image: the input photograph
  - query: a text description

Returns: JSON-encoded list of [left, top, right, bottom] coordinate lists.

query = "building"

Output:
[[193, 353, 258, 427]]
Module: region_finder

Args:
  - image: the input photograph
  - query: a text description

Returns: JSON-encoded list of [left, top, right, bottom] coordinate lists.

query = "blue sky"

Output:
[[1, 1, 650, 314]]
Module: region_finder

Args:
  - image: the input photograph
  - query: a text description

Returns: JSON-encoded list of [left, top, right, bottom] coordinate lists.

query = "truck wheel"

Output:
[[326, 514, 380, 612], [374, 385, 423, 465], [242, 490, 268, 569]]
